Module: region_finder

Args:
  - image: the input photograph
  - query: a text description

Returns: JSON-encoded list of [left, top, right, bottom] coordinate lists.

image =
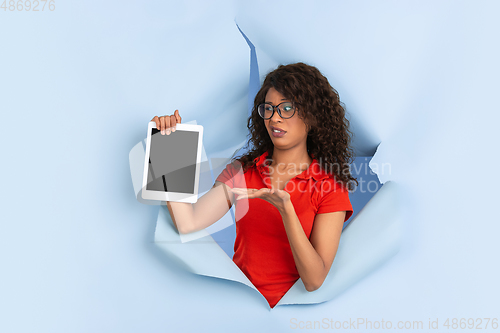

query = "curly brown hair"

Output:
[[234, 62, 358, 191]]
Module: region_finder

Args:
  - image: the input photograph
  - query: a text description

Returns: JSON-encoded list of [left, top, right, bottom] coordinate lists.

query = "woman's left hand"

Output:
[[230, 187, 291, 213]]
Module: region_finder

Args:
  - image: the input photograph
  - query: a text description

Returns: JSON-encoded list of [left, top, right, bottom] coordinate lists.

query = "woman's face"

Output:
[[264, 87, 309, 151]]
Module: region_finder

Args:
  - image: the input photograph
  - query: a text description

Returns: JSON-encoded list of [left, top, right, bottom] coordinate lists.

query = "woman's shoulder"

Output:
[[318, 174, 350, 193], [312, 173, 353, 218], [230, 151, 270, 173], [215, 158, 251, 182], [305, 166, 350, 201]]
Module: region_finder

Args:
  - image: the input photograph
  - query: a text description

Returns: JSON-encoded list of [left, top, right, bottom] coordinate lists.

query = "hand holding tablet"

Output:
[[151, 110, 182, 135], [142, 111, 204, 203]]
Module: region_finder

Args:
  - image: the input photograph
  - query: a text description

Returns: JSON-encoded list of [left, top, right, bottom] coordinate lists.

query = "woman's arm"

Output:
[[230, 187, 345, 291], [279, 202, 345, 291], [167, 181, 234, 234]]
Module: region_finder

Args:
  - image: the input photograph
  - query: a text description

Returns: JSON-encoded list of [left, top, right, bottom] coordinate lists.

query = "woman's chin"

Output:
[[271, 141, 291, 150]]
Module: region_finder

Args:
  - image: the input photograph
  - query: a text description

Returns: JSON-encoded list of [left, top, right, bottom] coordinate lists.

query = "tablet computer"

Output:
[[141, 121, 204, 203]]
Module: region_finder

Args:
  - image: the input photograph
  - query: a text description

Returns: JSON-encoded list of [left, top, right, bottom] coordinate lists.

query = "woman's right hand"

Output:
[[151, 110, 182, 135]]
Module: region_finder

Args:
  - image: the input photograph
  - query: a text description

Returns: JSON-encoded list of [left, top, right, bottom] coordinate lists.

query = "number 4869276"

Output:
[[1, 0, 56, 11]]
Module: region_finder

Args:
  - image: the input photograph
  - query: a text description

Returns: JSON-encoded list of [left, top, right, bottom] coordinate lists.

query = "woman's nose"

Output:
[[270, 108, 283, 122]]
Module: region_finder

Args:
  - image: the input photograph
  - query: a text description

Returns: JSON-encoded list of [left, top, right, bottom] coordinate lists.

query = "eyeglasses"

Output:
[[257, 102, 297, 120]]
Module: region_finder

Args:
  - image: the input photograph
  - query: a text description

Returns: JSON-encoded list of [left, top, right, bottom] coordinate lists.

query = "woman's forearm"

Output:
[[278, 201, 328, 291], [166, 201, 195, 234], [166, 182, 234, 234]]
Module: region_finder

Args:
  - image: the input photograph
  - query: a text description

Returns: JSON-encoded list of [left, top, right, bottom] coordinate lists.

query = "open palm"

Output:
[[230, 187, 291, 213]]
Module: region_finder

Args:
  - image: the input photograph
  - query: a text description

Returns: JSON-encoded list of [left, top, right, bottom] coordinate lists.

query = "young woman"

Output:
[[151, 63, 357, 308]]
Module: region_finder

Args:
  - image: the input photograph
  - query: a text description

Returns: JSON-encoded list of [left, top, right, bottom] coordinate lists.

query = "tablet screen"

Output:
[[146, 128, 199, 194]]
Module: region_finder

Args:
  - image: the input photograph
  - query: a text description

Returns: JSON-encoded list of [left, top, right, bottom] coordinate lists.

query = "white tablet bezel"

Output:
[[141, 121, 203, 203]]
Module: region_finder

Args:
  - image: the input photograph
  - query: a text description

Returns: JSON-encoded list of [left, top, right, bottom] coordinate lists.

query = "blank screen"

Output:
[[146, 128, 199, 194]]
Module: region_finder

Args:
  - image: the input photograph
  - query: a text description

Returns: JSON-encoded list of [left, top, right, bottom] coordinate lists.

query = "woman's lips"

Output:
[[270, 126, 286, 138]]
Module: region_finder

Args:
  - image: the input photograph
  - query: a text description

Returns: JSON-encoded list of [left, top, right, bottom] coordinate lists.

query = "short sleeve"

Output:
[[214, 161, 243, 189], [316, 179, 353, 222]]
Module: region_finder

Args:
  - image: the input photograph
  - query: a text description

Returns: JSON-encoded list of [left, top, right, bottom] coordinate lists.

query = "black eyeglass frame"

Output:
[[257, 102, 299, 120]]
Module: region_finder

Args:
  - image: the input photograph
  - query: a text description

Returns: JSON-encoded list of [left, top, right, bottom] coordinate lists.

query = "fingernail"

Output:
[[166, 129, 171, 135], [161, 130, 165, 135], [172, 127, 176, 132]]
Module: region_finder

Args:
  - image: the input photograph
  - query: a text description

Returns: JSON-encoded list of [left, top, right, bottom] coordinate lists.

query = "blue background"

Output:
[[1, 0, 499, 332]]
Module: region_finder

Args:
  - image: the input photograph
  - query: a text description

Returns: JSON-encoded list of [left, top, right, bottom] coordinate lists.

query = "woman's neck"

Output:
[[270, 146, 312, 171]]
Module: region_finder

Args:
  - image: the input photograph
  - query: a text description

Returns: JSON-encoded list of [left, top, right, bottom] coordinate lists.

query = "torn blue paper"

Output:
[[128, 16, 402, 309]]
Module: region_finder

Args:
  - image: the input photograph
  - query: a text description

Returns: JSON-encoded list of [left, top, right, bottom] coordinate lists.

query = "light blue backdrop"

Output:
[[1, 0, 499, 332]]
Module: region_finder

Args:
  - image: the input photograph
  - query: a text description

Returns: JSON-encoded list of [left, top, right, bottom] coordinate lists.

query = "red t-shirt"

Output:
[[215, 151, 353, 308]]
